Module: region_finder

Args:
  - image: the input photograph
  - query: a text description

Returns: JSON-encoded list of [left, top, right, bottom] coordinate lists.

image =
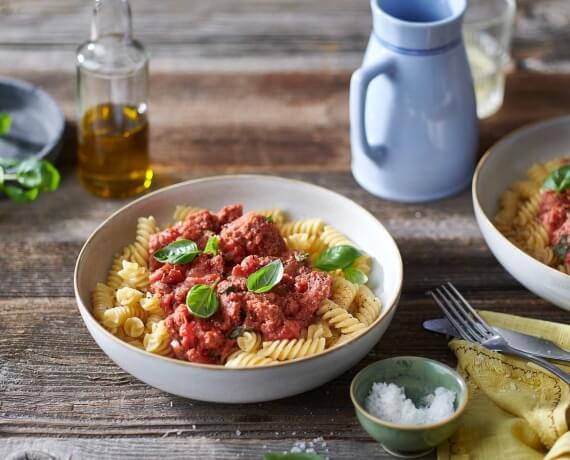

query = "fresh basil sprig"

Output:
[[203, 235, 220, 256], [0, 113, 61, 203], [0, 158, 60, 203], [264, 453, 325, 460], [314, 245, 368, 285], [186, 282, 219, 318], [543, 165, 570, 194], [247, 259, 284, 293], [153, 239, 200, 264]]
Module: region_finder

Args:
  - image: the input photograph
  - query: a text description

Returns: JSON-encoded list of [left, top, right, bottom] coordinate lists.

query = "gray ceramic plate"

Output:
[[0, 77, 65, 163]]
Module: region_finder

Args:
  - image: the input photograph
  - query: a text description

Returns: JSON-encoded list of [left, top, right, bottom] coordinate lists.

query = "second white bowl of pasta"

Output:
[[74, 175, 403, 402], [473, 116, 570, 311]]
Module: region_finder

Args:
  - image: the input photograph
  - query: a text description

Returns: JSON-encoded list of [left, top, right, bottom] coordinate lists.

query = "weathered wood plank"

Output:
[[0, 0, 569, 72], [1, 71, 568, 177], [0, 438, 391, 460]]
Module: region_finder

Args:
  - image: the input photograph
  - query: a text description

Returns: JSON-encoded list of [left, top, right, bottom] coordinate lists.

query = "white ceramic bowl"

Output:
[[74, 175, 403, 402], [473, 116, 570, 311]]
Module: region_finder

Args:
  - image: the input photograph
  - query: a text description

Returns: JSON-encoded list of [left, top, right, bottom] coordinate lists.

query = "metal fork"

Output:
[[428, 282, 570, 385]]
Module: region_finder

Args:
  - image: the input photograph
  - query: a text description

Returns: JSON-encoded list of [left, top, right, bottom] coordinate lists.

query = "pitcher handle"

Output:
[[349, 55, 396, 164]]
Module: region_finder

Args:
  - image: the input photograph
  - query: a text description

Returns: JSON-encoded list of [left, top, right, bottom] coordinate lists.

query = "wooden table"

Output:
[[2, 1, 570, 459]]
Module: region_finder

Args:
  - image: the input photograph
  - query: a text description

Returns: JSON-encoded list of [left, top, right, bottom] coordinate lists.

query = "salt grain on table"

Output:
[[365, 382, 456, 425]]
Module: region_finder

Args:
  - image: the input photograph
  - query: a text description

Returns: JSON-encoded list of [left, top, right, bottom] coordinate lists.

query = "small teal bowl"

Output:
[[350, 356, 468, 458]]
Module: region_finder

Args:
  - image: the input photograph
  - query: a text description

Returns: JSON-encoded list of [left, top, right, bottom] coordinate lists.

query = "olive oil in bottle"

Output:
[[76, 0, 152, 198]]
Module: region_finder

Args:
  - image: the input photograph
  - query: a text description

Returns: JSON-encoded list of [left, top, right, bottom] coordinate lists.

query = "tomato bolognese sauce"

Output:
[[91, 204, 382, 367]]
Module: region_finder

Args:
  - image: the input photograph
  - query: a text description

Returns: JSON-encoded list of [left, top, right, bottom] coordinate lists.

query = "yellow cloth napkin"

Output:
[[438, 311, 570, 460]]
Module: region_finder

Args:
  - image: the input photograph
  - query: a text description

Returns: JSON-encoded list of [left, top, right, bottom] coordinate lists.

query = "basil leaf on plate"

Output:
[[247, 259, 284, 293], [265, 215, 273, 223], [343, 266, 368, 285], [154, 239, 200, 264], [2, 184, 39, 203], [0, 112, 11, 136], [203, 235, 220, 256], [264, 453, 325, 460], [15, 159, 44, 188], [186, 283, 219, 318], [314, 245, 362, 271], [554, 235, 569, 261], [543, 165, 570, 194]]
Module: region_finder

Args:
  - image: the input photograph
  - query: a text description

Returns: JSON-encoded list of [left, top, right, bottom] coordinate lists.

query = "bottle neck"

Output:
[[91, 0, 133, 43]]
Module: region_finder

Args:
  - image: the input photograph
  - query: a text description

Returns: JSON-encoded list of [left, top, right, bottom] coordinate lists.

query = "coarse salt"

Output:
[[364, 382, 456, 425]]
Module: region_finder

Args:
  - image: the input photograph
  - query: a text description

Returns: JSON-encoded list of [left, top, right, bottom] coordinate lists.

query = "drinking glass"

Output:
[[463, 0, 516, 119]]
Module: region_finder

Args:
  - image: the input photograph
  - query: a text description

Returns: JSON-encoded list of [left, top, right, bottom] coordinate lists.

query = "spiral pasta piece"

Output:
[[107, 247, 130, 289], [318, 299, 367, 335], [237, 331, 262, 353], [102, 304, 146, 330], [306, 321, 332, 339], [124, 317, 145, 338], [140, 293, 162, 316], [320, 225, 354, 247], [144, 320, 172, 356], [173, 205, 203, 222], [280, 218, 324, 237], [225, 351, 276, 368], [511, 179, 540, 200], [116, 286, 144, 308], [126, 216, 158, 267], [331, 276, 359, 310], [118, 260, 149, 290], [92, 282, 115, 320], [145, 314, 164, 332], [514, 193, 541, 227], [527, 163, 550, 184], [286, 233, 316, 252], [353, 285, 382, 326], [260, 337, 326, 361]]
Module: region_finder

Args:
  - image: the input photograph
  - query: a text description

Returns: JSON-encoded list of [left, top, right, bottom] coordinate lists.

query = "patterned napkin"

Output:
[[438, 311, 570, 460]]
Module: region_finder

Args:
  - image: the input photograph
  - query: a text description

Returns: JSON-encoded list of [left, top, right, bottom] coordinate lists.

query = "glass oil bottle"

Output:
[[76, 0, 152, 198]]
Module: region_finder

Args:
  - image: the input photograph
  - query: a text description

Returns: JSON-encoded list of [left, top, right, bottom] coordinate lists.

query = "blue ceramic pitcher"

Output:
[[350, 0, 478, 202]]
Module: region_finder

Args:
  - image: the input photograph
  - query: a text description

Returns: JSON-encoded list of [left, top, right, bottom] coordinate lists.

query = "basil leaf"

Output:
[[0, 157, 19, 169], [265, 215, 273, 223], [544, 165, 570, 194], [3, 184, 39, 203], [37, 160, 60, 192], [264, 453, 325, 460], [343, 266, 368, 285], [153, 239, 200, 264], [247, 259, 284, 293], [16, 159, 43, 188], [203, 235, 220, 256], [0, 112, 11, 136], [314, 245, 363, 271], [186, 283, 219, 318], [554, 235, 569, 261]]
